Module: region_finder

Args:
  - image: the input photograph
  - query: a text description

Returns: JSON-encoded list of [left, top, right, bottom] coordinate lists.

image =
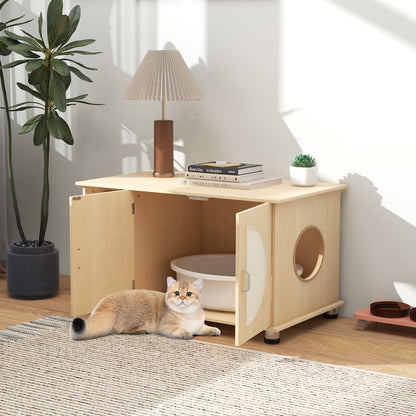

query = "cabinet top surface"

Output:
[[75, 171, 347, 203]]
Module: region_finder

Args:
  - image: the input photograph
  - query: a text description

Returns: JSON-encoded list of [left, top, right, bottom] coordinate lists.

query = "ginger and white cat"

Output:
[[70, 276, 220, 341]]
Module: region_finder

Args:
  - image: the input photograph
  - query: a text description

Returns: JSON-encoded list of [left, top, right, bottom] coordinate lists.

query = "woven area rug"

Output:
[[0, 316, 415, 416]]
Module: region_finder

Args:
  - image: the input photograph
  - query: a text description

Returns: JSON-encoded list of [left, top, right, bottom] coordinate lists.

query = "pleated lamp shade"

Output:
[[123, 50, 203, 102], [124, 50, 203, 178]]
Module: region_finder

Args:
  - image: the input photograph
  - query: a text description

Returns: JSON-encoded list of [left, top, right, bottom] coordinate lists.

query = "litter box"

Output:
[[170, 253, 303, 312]]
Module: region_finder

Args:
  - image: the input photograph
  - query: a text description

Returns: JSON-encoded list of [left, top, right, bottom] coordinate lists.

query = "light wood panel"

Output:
[[134, 192, 201, 292], [200, 199, 258, 254], [70, 190, 135, 316], [236, 203, 273, 345], [1, 272, 415, 379], [273, 192, 342, 325], [75, 171, 347, 204]]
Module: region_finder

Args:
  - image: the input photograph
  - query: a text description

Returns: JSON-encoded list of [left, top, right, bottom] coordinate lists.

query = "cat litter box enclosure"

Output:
[[70, 172, 346, 346]]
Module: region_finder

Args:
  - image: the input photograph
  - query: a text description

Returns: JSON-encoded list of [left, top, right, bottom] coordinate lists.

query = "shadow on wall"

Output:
[[339, 173, 416, 317]]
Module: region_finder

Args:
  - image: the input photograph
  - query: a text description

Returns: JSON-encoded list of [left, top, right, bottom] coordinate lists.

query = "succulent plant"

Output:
[[291, 154, 317, 168]]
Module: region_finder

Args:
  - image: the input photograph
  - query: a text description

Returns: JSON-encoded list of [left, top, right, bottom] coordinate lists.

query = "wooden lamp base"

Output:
[[153, 120, 174, 177]]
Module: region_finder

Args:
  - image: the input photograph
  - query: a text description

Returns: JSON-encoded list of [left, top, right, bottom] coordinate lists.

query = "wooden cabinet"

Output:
[[70, 171, 347, 345]]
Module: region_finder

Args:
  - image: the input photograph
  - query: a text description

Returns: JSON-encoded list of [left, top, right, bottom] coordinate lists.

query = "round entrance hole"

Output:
[[293, 226, 324, 281]]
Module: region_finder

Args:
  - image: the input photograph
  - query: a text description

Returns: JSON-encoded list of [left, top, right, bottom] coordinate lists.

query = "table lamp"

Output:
[[123, 50, 203, 177]]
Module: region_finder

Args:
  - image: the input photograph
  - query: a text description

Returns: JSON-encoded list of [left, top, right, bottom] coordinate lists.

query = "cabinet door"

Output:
[[235, 202, 273, 346], [70, 190, 135, 316]]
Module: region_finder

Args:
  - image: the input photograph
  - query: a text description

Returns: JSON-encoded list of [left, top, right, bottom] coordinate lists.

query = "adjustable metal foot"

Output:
[[264, 330, 280, 344]]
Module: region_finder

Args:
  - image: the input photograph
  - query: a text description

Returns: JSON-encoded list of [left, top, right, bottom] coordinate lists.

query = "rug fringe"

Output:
[[0, 315, 72, 346]]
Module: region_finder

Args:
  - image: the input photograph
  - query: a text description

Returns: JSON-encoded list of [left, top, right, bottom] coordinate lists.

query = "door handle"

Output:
[[242, 270, 251, 293]]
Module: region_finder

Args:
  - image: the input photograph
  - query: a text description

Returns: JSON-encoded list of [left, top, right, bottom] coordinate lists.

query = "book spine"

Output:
[[187, 166, 262, 175], [186, 179, 248, 189], [187, 166, 239, 174], [185, 172, 264, 183]]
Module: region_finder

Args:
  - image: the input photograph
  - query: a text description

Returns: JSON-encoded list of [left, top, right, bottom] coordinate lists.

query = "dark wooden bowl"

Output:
[[370, 301, 410, 318]]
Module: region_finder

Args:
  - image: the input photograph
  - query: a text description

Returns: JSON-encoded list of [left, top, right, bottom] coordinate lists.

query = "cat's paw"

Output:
[[172, 328, 193, 340], [207, 327, 221, 336]]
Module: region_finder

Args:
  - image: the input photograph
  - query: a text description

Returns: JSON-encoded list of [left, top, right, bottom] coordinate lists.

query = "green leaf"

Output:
[[57, 114, 74, 145], [0, 35, 18, 56], [59, 39, 95, 52], [8, 100, 42, 109], [62, 58, 96, 71], [58, 49, 100, 56], [62, 73, 71, 90], [51, 15, 70, 49], [69, 66, 92, 82], [67, 5, 80, 38], [0, 41, 12, 56], [68, 100, 103, 106], [17, 82, 45, 101], [46, 110, 64, 139], [25, 58, 45, 72], [66, 93, 88, 102], [8, 105, 43, 112], [1, 59, 32, 68], [47, 0, 63, 46], [7, 43, 39, 58], [21, 29, 45, 49], [0, 0, 10, 10], [28, 64, 48, 86], [49, 70, 66, 111], [4, 30, 42, 51], [18, 113, 44, 134], [52, 58, 69, 76], [33, 114, 48, 145], [38, 13, 45, 46]]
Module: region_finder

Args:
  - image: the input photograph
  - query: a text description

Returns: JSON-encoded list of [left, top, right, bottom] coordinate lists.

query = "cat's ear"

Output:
[[192, 279, 203, 292], [167, 276, 176, 288]]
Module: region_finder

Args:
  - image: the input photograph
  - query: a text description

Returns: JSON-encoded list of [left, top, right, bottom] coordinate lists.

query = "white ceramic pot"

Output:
[[289, 165, 318, 187]]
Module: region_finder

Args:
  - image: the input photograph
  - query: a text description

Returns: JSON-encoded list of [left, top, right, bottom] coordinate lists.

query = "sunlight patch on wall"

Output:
[[121, 123, 138, 145], [156, 0, 207, 66], [121, 124, 139, 173], [279, 0, 416, 226], [122, 156, 138, 174], [110, 0, 158, 76], [110, 0, 137, 76], [174, 138, 186, 172]]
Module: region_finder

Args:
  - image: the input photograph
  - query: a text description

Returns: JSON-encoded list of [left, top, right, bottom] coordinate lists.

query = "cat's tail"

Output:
[[70, 312, 115, 340]]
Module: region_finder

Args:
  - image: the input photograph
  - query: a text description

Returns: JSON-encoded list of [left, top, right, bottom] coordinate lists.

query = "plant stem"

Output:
[[0, 58, 28, 245], [38, 132, 49, 245], [38, 60, 51, 246]]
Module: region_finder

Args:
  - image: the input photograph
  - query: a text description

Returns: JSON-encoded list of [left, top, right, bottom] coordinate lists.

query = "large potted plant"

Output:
[[0, 0, 100, 298]]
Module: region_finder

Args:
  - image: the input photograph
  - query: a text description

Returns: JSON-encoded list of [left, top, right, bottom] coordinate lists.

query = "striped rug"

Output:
[[0, 316, 415, 416]]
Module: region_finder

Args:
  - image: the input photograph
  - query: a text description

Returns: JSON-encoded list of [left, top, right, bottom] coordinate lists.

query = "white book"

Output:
[[186, 176, 282, 190], [185, 171, 264, 183]]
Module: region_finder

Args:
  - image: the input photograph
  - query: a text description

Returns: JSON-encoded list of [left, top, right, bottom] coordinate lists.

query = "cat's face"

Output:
[[165, 277, 202, 314]]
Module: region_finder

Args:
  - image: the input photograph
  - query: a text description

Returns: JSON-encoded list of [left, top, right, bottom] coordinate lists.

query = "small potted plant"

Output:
[[290, 154, 318, 186]]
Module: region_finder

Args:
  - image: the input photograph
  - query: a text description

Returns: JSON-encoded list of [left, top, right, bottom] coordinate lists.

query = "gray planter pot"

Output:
[[7, 241, 59, 299]]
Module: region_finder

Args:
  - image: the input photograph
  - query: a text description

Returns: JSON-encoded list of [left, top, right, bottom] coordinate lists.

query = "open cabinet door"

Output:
[[235, 202, 273, 346], [70, 190, 135, 317]]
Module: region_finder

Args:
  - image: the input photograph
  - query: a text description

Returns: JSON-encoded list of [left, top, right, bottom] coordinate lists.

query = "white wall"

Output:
[[2, 0, 416, 317]]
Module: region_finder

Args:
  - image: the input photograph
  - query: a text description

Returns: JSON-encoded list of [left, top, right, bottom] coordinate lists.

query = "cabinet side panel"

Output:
[[134, 193, 202, 292], [273, 192, 342, 326], [70, 190, 135, 317]]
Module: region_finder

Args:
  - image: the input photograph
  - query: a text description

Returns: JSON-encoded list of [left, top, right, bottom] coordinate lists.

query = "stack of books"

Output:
[[185, 161, 282, 190]]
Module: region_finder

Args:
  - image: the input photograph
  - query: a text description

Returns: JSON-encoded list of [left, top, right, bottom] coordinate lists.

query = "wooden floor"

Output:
[[1, 272, 415, 379]]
